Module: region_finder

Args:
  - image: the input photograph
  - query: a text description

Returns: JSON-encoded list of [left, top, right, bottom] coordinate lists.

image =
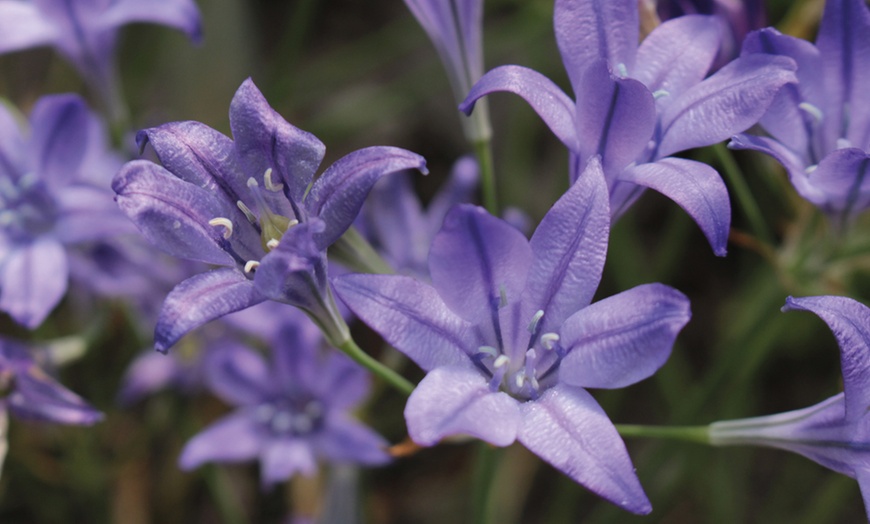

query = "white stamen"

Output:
[[255, 404, 275, 422], [264, 168, 284, 192], [615, 63, 629, 78], [244, 260, 260, 273], [515, 372, 526, 389], [208, 217, 234, 239], [272, 411, 293, 433], [493, 355, 510, 368], [247, 177, 260, 189], [237, 200, 257, 223], [541, 333, 560, 350], [798, 102, 824, 124], [266, 238, 280, 250], [527, 310, 544, 333], [652, 89, 670, 100], [286, 219, 299, 228], [498, 285, 508, 308], [837, 138, 854, 149], [478, 346, 499, 358], [293, 415, 313, 433], [805, 164, 818, 174]]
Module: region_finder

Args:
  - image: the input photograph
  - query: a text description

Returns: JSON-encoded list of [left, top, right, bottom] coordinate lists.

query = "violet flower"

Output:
[[460, 0, 797, 256], [730, 0, 870, 228], [178, 309, 389, 488], [334, 157, 691, 514], [0, 94, 129, 328], [113, 78, 427, 352], [0, 0, 201, 114], [709, 295, 870, 521]]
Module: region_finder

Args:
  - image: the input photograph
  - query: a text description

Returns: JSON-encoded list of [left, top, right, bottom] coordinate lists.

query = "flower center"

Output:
[[254, 398, 323, 437], [0, 173, 57, 237]]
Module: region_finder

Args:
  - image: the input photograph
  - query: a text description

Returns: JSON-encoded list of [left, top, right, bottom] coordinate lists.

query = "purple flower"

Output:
[[0, 337, 102, 425], [334, 157, 691, 514], [113, 78, 427, 352], [460, 0, 798, 256], [178, 309, 389, 488], [0, 0, 201, 108], [709, 295, 870, 521], [0, 94, 128, 328], [730, 0, 870, 227]]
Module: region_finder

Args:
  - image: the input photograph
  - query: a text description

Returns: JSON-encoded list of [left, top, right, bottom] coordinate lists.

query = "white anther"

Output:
[[237, 200, 257, 223], [837, 138, 854, 149], [287, 219, 299, 228], [493, 355, 510, 368], [805, 164, 818, 174], [616, 63, 629, 78], [527, 310, 544, 333], [498, 285, 508, 308], [478, 346, 499, 358], [264, 168, 284, 192], [266, 238, 280, 250], [526, 348, 537, 361], [247, 177, 260, 189], [515, 372, 526, 389], [652, 89, 670, 100], [293, 415, 313, 433], [255, 404, 275, 422], [244, 260, 260, 273], [272, 411, 293, 433], [541, 333, 560, 350], [208, 217, 234, 239], [798, 102, 824, 123]]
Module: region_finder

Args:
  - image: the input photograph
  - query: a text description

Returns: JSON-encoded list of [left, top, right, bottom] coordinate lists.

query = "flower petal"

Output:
[[56, 184, 133, 243], [305, 146, 427, 250], [804, 148, 870, 219], [0, 1, 58, 54], [261, 438, 317, 486], [101, 0, 202, 42], [178, 411, 262, 469], [728, 134, 821, 204], [7, 365, 103, 425], [460, 65, 578, 150], [333, 274, 476, 371], [363, 172, 429, 274], [204, 342, 270, 406], [425, 155, 480, 236], [559, 283, 690, 389], [316, 414, 390, 465], [0, 238, 67, 329], [620, 157, 731, 256], [518, 383, 651, 514], [155, 268, 265, 353], [253, 220, 328, 310], [405, 365, 520, 446], [27, 94, 90, 185]]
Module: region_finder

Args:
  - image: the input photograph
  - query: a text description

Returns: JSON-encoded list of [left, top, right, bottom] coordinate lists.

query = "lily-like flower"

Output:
[[460, 0, 798, 256], [0, 94, 128, 328], [113, 78, 426, 352], [709, 295, 870, 521], [178, 308, 389, 488], [0, 0, 201, 112], [403, 0, 490, 141], [730, 0, 870, 228], [334, 157, 691, 514]]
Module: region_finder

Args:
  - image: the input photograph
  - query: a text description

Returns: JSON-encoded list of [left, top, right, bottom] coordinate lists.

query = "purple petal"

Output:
[[56, 184, 133, 243], [523, 156, 609, 333], [0, 1, 58, 54], [620, 157, 731, 256], [728, 134, 821, 204], [316, 414, 390, 465], [405, 365, 520, 446], [261, 439, 317, 486], [429, 205, 532, 329], [518, 384, 651, 514], [118, 351, 186, 404], [229, 78, 325, 204], [333, 274, 476, 372], [553, 0, 638, 93], [155, 268, 265, 353], [316, 352, 371, 411], [574, 61, 656, 176], [204, 342, 270, 406], [27, 94, 90, 185], [460, 65, 578, 151], [179, 411, 262, 469], [7, 366, 102, 425], [101, 0, 202, 42], [253, 220, 327, 310], [559, 283, 690, 389], [783, 296, 870, 423], [657, 53, 797, 158], [305, 146, 427, 250], [425, 155, 480, 236], [0, 238, 67, 329], [804, 148, 870, 218], [112, 160, 241, 266], [858, 470, 870, 523], [633, 15, 721, 100], [363, 172, 429, 273]]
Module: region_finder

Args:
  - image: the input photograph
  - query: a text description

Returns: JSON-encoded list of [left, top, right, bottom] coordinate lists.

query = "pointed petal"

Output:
[[28, 94, 90, 185], [429, 204, 532, 329], [633, 15, 721, 100], [204, 342, 270, 406], [363, 172, 429, 273], [317, 352, 371, 411], [553, 0, 638, 93], [261, 439, 317, 485], [728, 134, 822, 204], [524, 157, 609, 333], [179, 411, 262, 469], [620, 157, 731, 256], [117, 351, 185, 404], [155, 268, 265, 353], [112, 160, 240, 266], [657, 54, 797, 158], [101, 0, 202, 42], [518, 384, 651, 514], [559, 283, 690, 388], [229, 78, 325, 203], [574, 60, 656, 176], [305, 146, 427, 249], [405, 365, 520, 446], [425, 155, 480, 236], [333, 274, 477, 371], [0, 1, 58, 54], [56, 184, 133, 242], [317, 414, 390, 465], [0, 238, 67, 329], [804, 148, 870, 218], [253, 220, 328, 310], [783, 296, 870, 423], [7, 365, 102, 425], [459, 65, 578, 150], [857, 469, 870, 523]]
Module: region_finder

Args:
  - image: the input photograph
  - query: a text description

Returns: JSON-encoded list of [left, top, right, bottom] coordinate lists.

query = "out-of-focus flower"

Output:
[[335, 157, 691, 514], [113, 78, 426, 352], [0, 94, 128, 328], [730, 0, 870, 228], [709, 295, 870, 521], [461, 0, 797, 256], [178, 309, 389, 488]]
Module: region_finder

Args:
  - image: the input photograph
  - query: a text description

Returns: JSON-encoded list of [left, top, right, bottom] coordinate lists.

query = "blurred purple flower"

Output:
[[178, 309, 389, 488], [730, 0, 870, 227], [113, 78, 426, 352], [461, 0, 798, 256], [0, 0, 201, 110], [710, 295, 870, 521], [335, 157, 691, 514], [0, 94, 129, 328]]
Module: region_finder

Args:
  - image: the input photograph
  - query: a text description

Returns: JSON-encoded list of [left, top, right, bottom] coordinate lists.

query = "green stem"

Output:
[[472, 442, 500, 524], [615, 423, 711, 445], [473, 138, 498, 215], [336, 337, 415, 397], [713, 143, 774, 247], [330, 225, 395, 275]]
